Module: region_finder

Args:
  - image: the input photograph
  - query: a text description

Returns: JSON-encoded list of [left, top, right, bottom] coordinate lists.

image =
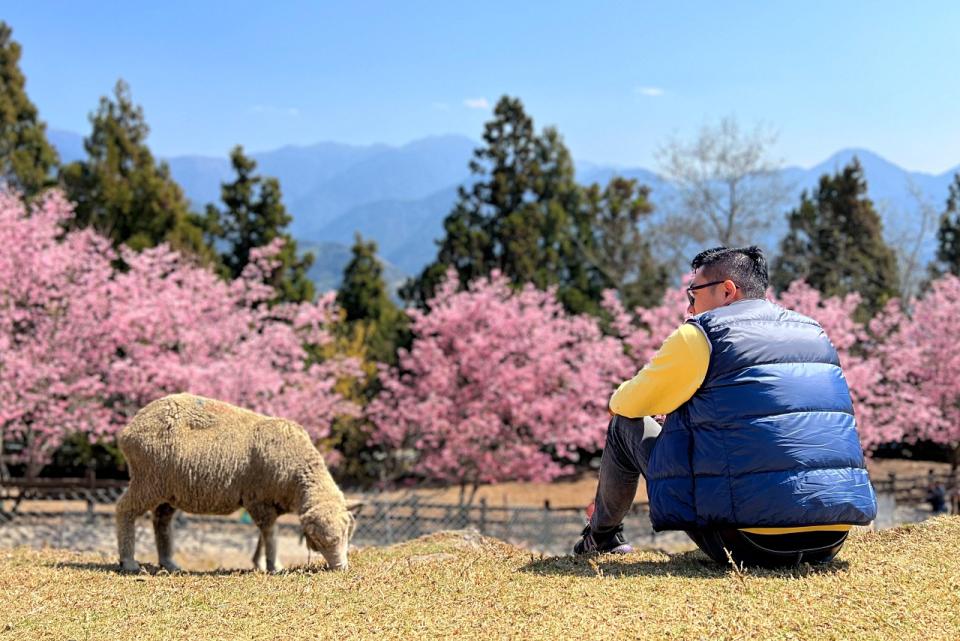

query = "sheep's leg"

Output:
[[252, 532, 265, 571], [248, 505, 282, 572], [153, 503, 181, 572], [116, 486, 152, 572], [263, 521, 282, 573]]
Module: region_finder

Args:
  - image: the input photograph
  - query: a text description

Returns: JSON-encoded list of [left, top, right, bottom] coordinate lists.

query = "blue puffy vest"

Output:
[[646, 298, 878, 531]]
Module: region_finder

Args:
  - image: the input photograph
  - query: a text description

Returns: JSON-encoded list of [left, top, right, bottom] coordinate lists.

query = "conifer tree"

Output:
[[772, 158, 900, 315], [336, 233, 405, 364], [325, 235, 407, 485], [338, 234, 394, 322], [0, 21, 59, 197], [575, 177, 669, 311], [403, 96, 589, 311], [60, 80, 210, 259], [933, 173, 960, 277], [203, 145, 314, 303]]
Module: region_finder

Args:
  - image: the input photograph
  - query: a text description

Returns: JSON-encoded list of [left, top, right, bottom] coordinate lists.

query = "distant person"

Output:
[[927, 485, 947, 514], [574, 246, 878, 567], [950, 476, 960, 515], [926, 469, 948, 514]]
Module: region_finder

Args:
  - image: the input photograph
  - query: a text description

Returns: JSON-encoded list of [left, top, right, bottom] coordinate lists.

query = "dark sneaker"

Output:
[[573, 523, 633, 555]]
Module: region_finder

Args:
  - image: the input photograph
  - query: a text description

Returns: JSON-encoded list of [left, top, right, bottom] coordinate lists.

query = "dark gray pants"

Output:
[[589, 415, 661, 534]]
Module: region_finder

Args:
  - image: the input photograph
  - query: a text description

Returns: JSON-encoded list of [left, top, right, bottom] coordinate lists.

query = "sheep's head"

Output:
[[301, 501, 361, 570]]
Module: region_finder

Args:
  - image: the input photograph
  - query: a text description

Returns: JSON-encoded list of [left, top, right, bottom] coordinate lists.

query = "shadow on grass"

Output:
[[520, 549, 850, 579], [48, 560, 252, 576], [49, 560, 334, 576]]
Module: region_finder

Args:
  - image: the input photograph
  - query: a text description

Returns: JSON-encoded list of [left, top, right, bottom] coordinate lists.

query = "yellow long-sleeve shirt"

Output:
[[609, 321, 853, 537], [609, 323, 710, 418]]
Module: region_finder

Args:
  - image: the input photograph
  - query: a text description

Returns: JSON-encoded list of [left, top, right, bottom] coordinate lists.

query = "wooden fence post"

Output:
[[950, 470, 960, 515], [542, 500, 552, 546], [372, 502, 386, 543], [409, 495, 421, 539], [85, 467, 96, 524], [384, 501, 394, 543], [478, 498, 487, 535]]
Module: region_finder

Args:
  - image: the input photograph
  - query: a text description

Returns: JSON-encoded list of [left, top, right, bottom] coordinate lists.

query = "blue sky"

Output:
[[5, 1, 959, 172]]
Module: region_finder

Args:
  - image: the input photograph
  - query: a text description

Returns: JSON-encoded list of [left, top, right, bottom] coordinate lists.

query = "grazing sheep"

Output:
[[115, 393, 359, 573]]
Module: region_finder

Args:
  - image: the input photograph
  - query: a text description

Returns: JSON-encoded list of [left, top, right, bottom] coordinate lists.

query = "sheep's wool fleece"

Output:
[[119, 393, 340, 515]]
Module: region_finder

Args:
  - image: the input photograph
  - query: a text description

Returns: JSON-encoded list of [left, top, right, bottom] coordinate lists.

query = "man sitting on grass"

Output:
[[574, 246, 877, 567]]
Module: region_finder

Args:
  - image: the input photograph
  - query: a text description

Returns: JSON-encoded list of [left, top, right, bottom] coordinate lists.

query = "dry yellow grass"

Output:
[[2, 517, 959, 640]]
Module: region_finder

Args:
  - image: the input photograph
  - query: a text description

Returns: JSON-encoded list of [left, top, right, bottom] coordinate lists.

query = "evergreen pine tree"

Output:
[[772, 158, 900, 315], [338, 234, 394, 323], [336, 234, 405, 365], [327, 235, 408, 485], [574, 177, 669, 311], [0, 21, 59, 197], [933, 173, 960, 276], [203, 145, 314, 303], [60, 80, 210, 259], [403, 96, 591, 312]]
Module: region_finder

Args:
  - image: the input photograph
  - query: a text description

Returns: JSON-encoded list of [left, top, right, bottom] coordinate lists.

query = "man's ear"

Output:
[[345, 500, 364, 517], [724, 279, 738, 298]]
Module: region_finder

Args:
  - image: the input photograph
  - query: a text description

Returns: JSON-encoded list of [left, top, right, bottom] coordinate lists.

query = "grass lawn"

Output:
[[2, 516, 959, 640]]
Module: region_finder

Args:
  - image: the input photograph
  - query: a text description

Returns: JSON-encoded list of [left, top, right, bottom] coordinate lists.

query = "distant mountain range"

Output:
[[48, 129, 960, 294]]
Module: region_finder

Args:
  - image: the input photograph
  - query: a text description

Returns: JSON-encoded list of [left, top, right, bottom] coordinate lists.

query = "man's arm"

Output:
[[609, 323, 710, 418]]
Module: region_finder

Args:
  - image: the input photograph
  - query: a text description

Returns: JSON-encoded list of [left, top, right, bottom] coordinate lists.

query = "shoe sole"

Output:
[[573, 543, 634, 556]]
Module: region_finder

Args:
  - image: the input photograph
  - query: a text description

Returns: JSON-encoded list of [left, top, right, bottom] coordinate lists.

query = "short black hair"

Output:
[[691, 246, 768, 298]]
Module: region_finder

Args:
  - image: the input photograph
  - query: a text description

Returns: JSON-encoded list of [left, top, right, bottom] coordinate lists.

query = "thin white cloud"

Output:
[[463, 97, 490, 110], [249, 105, 301, 117], [634, 86, 665, 97]]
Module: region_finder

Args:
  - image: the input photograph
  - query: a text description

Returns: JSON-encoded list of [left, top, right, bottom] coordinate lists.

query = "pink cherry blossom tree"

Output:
[[367, 270, 631, 500], [870, 276, 960, 467], [0, 191, 116, 475], [0, 190, 360, 475]]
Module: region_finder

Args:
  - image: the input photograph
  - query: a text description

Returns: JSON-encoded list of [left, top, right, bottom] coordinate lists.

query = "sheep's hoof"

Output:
[[119, 560, 141, 573], [159, 559, 181, 573]]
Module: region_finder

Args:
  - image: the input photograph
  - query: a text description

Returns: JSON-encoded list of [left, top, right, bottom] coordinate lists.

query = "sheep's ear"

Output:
[[345, 500, 364, 516]]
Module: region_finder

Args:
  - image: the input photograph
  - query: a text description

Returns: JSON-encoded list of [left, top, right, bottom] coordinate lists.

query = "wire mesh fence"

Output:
[[0, 476, 947, 559], [348, 496, 681, 554], [0, 481, 683, 555]]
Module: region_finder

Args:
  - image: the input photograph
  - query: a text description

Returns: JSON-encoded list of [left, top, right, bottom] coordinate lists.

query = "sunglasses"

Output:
[[686, 280, 730, 306]]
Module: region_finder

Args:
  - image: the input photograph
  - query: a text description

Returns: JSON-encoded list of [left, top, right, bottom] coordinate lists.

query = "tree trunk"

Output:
[[0, 424, 7, 481], [25, 427, 40, 480], [457, 480, 481, 506]]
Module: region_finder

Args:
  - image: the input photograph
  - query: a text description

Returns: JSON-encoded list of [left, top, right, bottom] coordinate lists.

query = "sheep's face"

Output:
[[301, 505, 357, 570]]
